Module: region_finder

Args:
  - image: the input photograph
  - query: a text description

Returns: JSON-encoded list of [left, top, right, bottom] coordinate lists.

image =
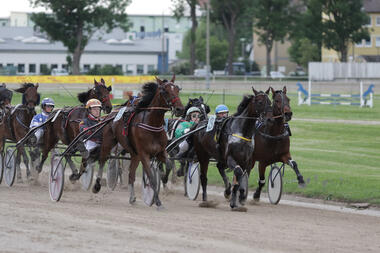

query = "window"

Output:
[[365, 16, 372, 27], [29, 64, 36, 73], [126, 64, 133, 75], [137, 64, 144, 74], [364, 37, 372, 47], [18, 64, 25, 73], [62, 64, 68, 70], [51, 64, 58, 69], [0, 64, 3, 68], [147, 64, 155, 73], [40, 64, 49, 75], [7, 63, 14, 67], [83, 64, 90, 72], [376, 37, 380, 47], [140, 26, 145, 32], [376, 16, 380, 26], [116, 64, 122, 72]]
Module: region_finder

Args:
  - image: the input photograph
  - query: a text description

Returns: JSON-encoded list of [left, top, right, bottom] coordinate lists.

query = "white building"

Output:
[[0, 27, 172, 75]]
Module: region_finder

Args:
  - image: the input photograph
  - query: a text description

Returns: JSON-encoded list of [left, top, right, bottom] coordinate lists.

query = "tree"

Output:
[[30, 0, 131, 74], [172, 0, 199, 75], [252, 0, 294, 77], [210, 0, 253, 75], [288, 0, 323, 67], [178, 18, 228, 71], [320, 0, 369, 62]]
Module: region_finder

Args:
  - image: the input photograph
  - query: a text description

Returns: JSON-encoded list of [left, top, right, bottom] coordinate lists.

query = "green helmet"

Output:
[[186, 106, 201, 116]]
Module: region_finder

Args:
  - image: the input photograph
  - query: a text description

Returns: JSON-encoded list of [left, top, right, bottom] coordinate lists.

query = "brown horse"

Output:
[[0, 83, 40, 181], [93, 76, 184, 208], [32, 79, 112, 177], [192, 88, 272, 209], [251, 86, 305, 201]]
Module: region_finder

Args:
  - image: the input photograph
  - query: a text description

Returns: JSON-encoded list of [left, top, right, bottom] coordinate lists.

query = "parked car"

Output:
[[194, 68, 211, 77], [51, 68, 69, 76], [224, 62, 246, 75], [270, 71, 285, 79]]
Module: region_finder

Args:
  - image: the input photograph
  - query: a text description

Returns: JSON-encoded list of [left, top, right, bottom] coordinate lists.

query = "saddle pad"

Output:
[[114, 106, 127, 122], [206, 115, 216, 132]]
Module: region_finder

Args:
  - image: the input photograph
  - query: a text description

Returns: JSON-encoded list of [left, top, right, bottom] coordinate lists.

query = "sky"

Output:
[[0, 0, 174, 17]]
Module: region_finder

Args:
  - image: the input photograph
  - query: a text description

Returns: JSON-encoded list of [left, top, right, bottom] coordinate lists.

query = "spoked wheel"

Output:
[[4, 147, 17, 187], [268, 164, 283, 205], [107, 158, 118, 190], [80, 161, 94, 191], [142, 159, 161, 206], [185, 162, 200, 200], [49, 154, 65, 201], [0, 151, 4, 184]]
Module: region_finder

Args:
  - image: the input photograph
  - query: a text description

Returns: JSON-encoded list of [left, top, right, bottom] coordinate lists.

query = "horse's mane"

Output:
[[234, 95, 254, 116], [14, 83, 35, 93], [77, 89, 91, 104], [136, 82, 158, 110]]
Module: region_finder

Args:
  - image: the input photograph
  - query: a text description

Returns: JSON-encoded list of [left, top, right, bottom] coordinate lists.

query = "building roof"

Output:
[[363, 0, 380, 13], [0, 27, 166, 54]]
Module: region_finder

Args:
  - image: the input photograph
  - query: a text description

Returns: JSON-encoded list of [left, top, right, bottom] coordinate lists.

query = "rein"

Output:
[[257, 128, 289, 140]]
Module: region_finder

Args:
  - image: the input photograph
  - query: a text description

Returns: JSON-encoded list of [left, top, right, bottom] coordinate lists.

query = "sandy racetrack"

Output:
[[1, 171, 380, 253]]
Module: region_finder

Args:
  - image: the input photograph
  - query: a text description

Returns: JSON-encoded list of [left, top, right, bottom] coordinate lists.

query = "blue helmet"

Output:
[[215, 104, 229, 114], [41, 98, 55, 107]]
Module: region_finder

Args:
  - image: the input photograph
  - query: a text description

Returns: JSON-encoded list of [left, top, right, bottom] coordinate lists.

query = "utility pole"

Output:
[[161, 12, 165, 74], [206, 1, 210, 90]]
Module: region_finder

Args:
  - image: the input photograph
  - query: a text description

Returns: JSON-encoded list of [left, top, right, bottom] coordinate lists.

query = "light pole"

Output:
[[240, 38, 246, 60], [206, 1, 210, 90]]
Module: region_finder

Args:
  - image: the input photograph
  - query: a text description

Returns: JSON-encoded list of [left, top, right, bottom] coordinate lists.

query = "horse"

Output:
[[251, 86, 305, 201], [191, 88, 272, 209], [0, 83, 40, 181], [93, 75, 184, 208], [31, 78, 112, 178], [162, 96, 211, 187]]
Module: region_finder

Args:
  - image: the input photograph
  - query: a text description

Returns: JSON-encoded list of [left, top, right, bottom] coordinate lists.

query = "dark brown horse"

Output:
[[93, 76, 184, 208], [32, 79, 112, 177], [192, 88, 272, 209], [251, 86, 305, 201], [0, 83, 40, 181]]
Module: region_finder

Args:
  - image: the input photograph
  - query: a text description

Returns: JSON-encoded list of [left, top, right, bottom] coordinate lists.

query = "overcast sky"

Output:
[[0, 0, 175, 17]]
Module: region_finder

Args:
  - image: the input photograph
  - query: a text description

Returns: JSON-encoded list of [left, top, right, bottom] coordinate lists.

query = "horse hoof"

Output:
[[129, 197, 136, 205], [224, 191, 231, 199], [92, 179, 101, 194], [231, 206, 247, 212], [199, 200, 219, 208]]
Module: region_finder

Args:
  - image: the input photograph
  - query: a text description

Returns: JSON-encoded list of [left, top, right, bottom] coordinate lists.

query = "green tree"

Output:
[[30, 0, 131, 74], [288, 0, 323, 67], [178, 18, 228, 71], [210, 0, 253, 75], [320, 0, 370, 62], [172, 0, 198, 75], [288, 38, 320, 69], [252, 0, 294, 77]]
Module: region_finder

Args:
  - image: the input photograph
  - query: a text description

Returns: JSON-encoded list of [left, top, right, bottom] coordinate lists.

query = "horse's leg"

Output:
[[199, 158, 209, 203], [253, 162, 267, 201], [15, 148, 23, 182], [226, 155, 245, 209], [161, 158, 173, 188], [21, 147, 30, 179], [286, 157, 305, 187], [216, 161, 231, 199], [140, 154, 162, 208], [128, 155, 140, 204]]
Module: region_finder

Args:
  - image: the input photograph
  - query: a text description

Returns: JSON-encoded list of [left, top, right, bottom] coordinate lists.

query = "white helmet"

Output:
[[186, 106, 201, 116]]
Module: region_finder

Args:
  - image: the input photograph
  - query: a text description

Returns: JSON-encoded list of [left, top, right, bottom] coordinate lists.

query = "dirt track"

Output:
[[1, 172, 380, 253]]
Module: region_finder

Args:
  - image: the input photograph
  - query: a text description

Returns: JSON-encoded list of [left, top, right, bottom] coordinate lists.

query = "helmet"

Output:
[[86, 99, 102, 109], [41, 98, 55, 107], [215, 104, 229, 114], [186, 106, 201, 116]]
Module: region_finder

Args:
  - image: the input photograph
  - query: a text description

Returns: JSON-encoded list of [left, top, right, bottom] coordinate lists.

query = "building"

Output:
[[321, 0, 380, 62], [0, 26, 169, 75]]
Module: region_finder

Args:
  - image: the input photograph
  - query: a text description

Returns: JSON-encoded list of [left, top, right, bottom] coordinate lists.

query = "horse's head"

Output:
[[0, 83, 13, 108], [156, 75, 184, 117], [15, 83, 40, 110], [270, 86, 292, 122], [184, 96, 210, 120], [252, 87, 271, 117], [85, 78, 112, 113]]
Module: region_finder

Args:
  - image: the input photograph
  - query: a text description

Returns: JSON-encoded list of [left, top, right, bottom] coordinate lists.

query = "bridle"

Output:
[[272, 91, 290, 122]]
